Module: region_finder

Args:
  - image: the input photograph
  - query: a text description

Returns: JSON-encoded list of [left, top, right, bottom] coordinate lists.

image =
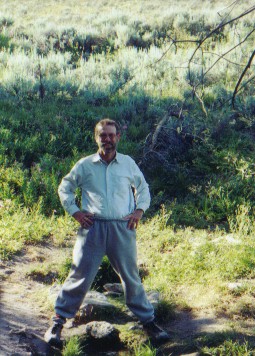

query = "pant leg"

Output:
[[55, 224, 105, 318], [106, 221, 154, 324]]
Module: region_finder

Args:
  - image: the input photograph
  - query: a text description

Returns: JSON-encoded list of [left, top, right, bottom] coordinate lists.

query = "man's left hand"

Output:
[[124, 209, 144, 230]]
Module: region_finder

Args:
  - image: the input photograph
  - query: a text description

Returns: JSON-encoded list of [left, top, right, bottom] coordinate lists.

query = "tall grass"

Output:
[[0, 199, 76, 260], [137, 204, 255, 308]]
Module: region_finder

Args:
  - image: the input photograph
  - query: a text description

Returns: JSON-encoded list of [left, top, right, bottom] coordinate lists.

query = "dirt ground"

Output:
[[0, 243, 250, 356]]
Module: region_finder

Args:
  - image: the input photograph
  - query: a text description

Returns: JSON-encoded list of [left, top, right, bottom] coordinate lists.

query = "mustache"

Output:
[[102, 143, 114, 147]]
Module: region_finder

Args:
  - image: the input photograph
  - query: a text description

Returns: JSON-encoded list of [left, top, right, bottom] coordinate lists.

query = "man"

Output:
[[44, 118, 169, 346]]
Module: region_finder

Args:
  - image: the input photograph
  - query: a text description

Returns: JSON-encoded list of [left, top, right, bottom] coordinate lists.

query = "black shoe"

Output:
[[44, 322, 63, 347], [143, 321, 170, 342]]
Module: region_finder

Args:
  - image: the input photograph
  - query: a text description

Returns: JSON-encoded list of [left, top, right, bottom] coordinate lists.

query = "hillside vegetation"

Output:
[[1, 0, 255, 354]]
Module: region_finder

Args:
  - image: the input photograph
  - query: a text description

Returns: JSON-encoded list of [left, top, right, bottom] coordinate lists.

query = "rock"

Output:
[[4, 269, 14, 275], [79, 291, 116, 320], [65, 318, 77, 329], [81, 291, 114, 307], [104, 291, 122, 298], [85, 321, 120, 343], [79, 304, 94, 318], [8, 328, 52, 356], [103, 283, 124, 294], [49, 286, 115, 309], [30, 337, 52, 356], [147, 291, 160, 307]]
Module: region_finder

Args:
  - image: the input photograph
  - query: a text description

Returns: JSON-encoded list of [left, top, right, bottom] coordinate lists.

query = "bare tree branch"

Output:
[[237, 75, 255, 92], [153, 36, 199, 65], [192, 86, 208, 117], [189, 5, 255, 65], [232, 49, 255, 108], [145, 3, 255, 112], [217, 0, 242, 22], [202, 28, 255, 78], [203, 51, 253, 67]]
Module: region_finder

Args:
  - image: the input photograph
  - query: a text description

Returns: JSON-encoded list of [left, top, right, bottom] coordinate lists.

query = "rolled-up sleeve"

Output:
[[132, 161, 151, 212], [58, 164, 82, 216]]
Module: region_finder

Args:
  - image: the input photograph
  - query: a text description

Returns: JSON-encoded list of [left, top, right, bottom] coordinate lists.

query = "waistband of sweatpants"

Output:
[[93, 216, 127, 222]]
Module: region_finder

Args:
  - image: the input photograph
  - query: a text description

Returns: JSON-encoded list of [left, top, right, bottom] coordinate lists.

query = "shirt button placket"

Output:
[[105, 165, 112, 216]]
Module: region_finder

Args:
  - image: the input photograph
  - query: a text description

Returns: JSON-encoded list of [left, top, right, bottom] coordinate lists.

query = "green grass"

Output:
[[62, 336, 84, 356], [137, 206, 255, 310], [134, 342, 157, 356], [0, 199, 76, 260], [200, 340, 255, 355]]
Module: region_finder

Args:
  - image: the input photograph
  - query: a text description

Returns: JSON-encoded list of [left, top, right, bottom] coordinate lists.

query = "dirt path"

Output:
[[0, 244, 239, 356], [0, 245, 70, 356]]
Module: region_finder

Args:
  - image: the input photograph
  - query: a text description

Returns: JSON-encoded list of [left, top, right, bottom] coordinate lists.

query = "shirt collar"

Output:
[[92, 152, 120, 163]]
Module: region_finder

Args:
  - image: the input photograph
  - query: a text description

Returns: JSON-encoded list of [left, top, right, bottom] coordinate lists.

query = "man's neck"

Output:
[[98, 150, 117, 164]]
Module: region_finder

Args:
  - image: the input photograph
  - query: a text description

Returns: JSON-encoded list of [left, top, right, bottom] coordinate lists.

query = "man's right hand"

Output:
[[72, 211, 94, 229]]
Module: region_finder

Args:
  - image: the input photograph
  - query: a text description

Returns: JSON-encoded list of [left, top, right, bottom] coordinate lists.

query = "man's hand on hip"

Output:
[[124, 209, 143, 230], [72, 211, 94, 229]]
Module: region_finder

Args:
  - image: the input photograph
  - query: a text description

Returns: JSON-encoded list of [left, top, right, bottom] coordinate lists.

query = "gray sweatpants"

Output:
[[55, 219, 154, 324]]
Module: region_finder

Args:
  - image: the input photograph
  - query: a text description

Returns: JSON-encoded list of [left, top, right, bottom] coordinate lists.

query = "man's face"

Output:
[[95, 124, 120, 154]]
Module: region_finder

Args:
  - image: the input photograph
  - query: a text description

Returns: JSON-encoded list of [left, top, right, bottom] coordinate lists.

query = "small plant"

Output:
[[155, 299, 176, 322], [134, 342, 157, 356], [62, 336, 83, 356], [157, 204, 173, 230], [228, 204, 253, 237]]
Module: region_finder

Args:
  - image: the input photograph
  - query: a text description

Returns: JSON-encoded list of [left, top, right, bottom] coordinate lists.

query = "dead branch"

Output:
[[214, 74, 255, 109], [192, 87, 208, 117], [232, 49, 255, 108], [188, 5, 255, 68], [153, 36, 199, 65], [202, 28, 255, 78], [203, 51, 253, 67]]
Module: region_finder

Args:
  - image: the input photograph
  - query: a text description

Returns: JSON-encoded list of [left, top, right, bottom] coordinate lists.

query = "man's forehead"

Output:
[[97, 125, 117, 133]]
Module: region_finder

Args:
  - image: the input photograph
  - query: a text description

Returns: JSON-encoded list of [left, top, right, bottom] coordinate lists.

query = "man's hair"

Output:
[[94, 118, 121, 136]]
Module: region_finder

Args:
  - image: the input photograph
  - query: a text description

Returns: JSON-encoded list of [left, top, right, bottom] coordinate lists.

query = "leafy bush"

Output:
[[0, 33, 10, 49]]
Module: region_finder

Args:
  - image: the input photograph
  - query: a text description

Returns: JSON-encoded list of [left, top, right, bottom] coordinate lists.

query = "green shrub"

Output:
[[0, 33, 10, 49]]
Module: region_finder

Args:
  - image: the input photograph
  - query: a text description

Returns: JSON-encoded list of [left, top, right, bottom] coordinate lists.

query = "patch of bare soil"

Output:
[[0, 244, 71, 355], [1, 243, 252, 356]]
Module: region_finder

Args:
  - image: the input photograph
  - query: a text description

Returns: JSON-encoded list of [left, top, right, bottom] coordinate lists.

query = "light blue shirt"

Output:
[[58, 152, 151, 219]]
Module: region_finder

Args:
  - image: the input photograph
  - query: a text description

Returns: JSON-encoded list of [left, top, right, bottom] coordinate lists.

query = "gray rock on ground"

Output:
[[49, 283, 160, 320], [81, 291, 114, 307], [103, 283, 124, 294], [85, 321, 120, 343], [147, 291, 160, 307]]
